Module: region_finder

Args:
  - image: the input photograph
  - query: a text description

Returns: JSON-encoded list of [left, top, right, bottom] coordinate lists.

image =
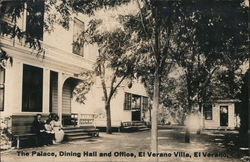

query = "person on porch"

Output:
[[31, 114, 54, 146], [50, 114, 64, 143]]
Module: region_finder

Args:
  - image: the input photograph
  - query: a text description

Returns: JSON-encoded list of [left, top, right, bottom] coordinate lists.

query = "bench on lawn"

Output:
[[82, 126, 99, 137], [95, 119, 122, 132], [11, 115, 47, 148]]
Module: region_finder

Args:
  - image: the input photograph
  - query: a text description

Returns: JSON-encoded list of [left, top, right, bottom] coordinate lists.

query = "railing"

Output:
[[77, 114, 97, 127]]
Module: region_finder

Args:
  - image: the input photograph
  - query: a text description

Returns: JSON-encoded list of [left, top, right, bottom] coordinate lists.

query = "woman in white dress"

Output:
[[50, 114, 64, 143]]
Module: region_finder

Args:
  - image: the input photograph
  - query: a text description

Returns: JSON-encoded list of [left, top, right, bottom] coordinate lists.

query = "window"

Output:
[[124, 93, 131, 110], [49, 71, 58, 113], [72, 18, 84, 56], [22, 64, 43, 112], [203, 104, 212, 120], [131, 94, 141, 110], [0, 67, 5, 111], [142, 97, 149, 111], [26, 0, 45, 40], [124, 93, 147, 111]]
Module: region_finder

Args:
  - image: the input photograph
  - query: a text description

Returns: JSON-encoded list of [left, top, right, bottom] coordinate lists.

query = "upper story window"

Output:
[[22, 64, 43, 112], [0, 67, 5, 111], [26, 0, 45, 40], [73, 18, 84, 57]]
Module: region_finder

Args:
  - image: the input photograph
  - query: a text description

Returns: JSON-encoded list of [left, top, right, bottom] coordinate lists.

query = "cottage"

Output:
[[75, 79, 151, 130], [202, 99, 240, 130]]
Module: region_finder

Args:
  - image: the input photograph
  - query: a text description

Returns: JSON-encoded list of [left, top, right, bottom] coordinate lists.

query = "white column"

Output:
[[43, 69, 50, 113], [4, 60, 23, 115], [57, 72, 63, 122]]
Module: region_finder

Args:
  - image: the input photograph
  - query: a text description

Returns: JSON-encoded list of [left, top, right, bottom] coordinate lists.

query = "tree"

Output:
[[169, 0, 248, 142], [82, 21, 135, 134], [119, 0, 188, 151], [237, 68, 249, 149]]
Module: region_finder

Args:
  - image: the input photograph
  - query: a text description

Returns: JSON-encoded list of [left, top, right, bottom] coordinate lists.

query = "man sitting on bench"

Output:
[[31, 114, 54, 146]]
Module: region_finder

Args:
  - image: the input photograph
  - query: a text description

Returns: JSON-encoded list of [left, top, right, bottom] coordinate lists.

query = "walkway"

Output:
[[1, 128, 247, 162]]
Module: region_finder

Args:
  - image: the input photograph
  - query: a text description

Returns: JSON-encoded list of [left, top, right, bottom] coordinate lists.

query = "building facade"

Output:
[[0, 1, 150, 130], [74, 80, 150, 128], [202, 99, 240, 129], [0, 1, 96, 124]]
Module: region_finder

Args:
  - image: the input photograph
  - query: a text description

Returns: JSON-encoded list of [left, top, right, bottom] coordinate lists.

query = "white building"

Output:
[[74, 79, 150, 128], [202, 99, 240, 130], [0, 1, 150, 132]]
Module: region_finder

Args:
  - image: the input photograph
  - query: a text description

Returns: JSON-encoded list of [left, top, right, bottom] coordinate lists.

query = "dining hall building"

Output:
[[0, 1, 150, 141]]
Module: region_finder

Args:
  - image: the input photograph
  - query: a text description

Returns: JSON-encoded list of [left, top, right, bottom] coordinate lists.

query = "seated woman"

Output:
[[50, 114, 64, 143], [44, 119, 55, 144], [31, 114, 53, 146], [45, 113, 54, 133]]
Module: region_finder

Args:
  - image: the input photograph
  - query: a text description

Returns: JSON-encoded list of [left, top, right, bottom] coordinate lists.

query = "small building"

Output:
[[202, 99, 240, 129], [72, 79, 151, 130]]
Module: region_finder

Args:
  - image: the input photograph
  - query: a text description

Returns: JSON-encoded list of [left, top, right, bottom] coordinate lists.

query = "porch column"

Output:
[[43, 69, 50, 113], [57, 72, 63, 122]]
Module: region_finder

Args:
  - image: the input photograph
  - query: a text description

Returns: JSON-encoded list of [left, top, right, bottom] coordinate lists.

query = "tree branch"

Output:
[[109, 67, 119, 97], [107, 75, 127, 104], [136, 0, 156, 60]]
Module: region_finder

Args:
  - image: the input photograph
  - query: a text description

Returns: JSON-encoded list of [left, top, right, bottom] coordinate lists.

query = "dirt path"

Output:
[[0, 129, 246, 162]]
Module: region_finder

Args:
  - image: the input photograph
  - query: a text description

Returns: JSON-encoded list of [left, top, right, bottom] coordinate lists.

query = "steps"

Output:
[[121, 121, 150, 132], [63, 126, 99, 141]]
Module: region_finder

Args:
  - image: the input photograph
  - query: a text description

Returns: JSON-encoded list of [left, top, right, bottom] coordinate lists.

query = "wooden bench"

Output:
[[11, 115, 47, 148], [81, 126, 99, 137], [95, 119, 122, 132]]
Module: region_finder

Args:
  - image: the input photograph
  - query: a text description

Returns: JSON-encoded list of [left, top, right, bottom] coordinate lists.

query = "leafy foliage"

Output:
[[166, 0, 248, 110], [0, 48, 13, 68], [73, 71, 95, 104]]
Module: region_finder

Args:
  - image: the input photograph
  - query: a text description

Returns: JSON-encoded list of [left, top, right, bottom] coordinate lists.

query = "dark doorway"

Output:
[[220, 106, 228, 126], [132, 109, 141, 121], [131, 94, 141, 121]]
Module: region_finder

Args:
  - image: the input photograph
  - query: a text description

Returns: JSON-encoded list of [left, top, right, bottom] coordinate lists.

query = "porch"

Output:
[[120, 121, 151, 132], [2, 113, 99, 148], [61, 113, 99, 140]]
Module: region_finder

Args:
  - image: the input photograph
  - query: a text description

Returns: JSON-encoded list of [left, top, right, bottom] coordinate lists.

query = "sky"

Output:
[[93, 1, 139, 31]]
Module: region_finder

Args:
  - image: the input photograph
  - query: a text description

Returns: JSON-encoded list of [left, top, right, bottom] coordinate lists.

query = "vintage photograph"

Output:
[[0, 0, 249, 161]]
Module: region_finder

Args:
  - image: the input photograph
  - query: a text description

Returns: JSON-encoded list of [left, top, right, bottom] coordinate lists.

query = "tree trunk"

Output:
[[196, 102, 203, 135], [105, 103, 112, 134], [185, 71, 192, 143], [151, 67, 160, 152], [185, 128, 190, 143]]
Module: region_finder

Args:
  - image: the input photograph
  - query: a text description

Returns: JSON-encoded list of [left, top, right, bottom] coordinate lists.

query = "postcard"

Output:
[[0, 0, 249, 161]]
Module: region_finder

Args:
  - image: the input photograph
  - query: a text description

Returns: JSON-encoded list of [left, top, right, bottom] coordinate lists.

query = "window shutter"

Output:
[[124, 93, 131, 110]]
